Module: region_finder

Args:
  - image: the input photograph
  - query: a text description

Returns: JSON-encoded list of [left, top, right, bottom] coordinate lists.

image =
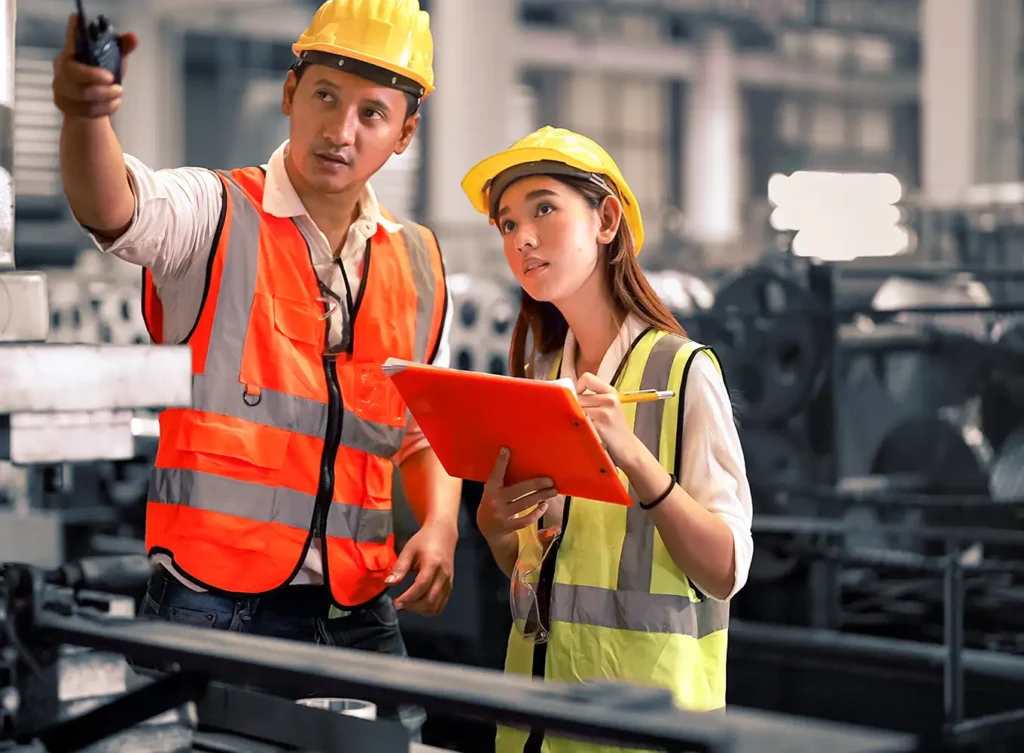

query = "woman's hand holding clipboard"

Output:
[[382, 358, 640, 506], [383, 359, 674, 506], [476, 447, 557, 538]]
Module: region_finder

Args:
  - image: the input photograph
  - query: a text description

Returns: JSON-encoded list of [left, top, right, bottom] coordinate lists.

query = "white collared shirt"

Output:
[[536, 315, 754, 601], [85, 140, 453, 590]]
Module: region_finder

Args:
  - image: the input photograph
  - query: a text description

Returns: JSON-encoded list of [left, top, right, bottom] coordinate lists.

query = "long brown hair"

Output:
[[502, 174, 687, 378]]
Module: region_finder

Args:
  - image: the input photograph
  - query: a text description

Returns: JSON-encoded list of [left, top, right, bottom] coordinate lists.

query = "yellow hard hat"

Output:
[[293, 0, 435, 98], [461, 126, 645, 254]]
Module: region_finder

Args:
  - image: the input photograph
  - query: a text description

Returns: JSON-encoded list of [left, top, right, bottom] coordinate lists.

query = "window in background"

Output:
[[563, 71, 668, 249], [778, 99, 804, 144], [618, 13, 662, 44], [778, 30, 806, 60], [855, 107, 892, 154], [810, 102, 847, 150], [852, 35, 894, 74], [231, 78, 289, 169], [508, 83, 539, 144], [14, 48, 61, 198], [575, 7, 607, 37], [808, 30, 848, 69]]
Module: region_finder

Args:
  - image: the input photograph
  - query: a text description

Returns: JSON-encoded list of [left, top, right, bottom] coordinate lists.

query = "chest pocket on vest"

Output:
[[241, 292, 328, 404], [335, 362, 407, 429]]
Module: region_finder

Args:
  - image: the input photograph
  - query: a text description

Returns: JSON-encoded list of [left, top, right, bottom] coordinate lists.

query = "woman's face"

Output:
[[494, 175, 619, 304]]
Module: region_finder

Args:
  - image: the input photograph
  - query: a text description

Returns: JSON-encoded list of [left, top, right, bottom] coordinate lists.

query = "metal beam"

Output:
[[16, 0, 918, 101], [0, 344, 191, 413], [520, 29, 917, 100], [30, 605, 918, 753], [0, 0, 14, 270]]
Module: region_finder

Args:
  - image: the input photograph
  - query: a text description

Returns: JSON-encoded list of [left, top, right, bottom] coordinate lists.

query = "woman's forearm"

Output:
[[485, 530, 519, 579], [621, 442, 736, 600]]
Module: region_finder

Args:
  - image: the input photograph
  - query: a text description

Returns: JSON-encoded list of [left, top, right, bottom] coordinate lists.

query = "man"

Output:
[[53, 0, 461, 738]]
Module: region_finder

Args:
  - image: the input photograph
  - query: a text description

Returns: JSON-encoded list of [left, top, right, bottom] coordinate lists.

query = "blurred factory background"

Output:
[[6, 0, 1024, 751]]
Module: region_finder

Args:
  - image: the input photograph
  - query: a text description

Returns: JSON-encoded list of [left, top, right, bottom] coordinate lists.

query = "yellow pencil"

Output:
[[619, 389, 675, 404]]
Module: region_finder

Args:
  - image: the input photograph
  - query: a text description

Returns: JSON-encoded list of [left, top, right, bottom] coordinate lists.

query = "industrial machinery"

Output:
[[6, 0, 1024, 749], [0, 0, 191, 572], [13, 238, 1024, 750], [372, 256, 1024, 752], [24, 254, 1024, 750], [0, 557, 925, 753]]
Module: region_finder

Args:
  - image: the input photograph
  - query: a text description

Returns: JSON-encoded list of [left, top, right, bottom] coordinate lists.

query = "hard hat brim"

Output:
[[292, 42, 435, 96], [461, 146, 645, 254], [486, 161, 613, 219]]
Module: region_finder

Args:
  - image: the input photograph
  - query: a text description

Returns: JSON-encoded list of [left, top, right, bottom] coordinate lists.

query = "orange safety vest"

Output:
[[140, 166, 448, 607]]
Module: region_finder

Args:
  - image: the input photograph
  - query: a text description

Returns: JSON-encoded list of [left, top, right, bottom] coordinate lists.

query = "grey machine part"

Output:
[[0, 3, 191, 749], [0, 0, 191, 568]]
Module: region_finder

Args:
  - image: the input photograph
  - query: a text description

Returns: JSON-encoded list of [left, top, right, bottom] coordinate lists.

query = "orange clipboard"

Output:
[[382, 358, 632, 506]]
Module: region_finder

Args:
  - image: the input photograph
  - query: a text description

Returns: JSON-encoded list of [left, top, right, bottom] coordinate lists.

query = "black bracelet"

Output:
[[638, 473, 676, 510]]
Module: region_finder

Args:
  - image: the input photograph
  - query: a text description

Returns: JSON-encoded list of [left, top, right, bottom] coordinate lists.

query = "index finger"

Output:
[[576, 393, 613, 408], [487, 447, 511, 486], [414, 577, 452, 616], [64, 13, 79, 50], [394, 567, 436, 610]]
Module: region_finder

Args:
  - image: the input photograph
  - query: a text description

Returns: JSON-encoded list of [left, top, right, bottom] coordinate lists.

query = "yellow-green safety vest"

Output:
[[498, 328, 730, 753]]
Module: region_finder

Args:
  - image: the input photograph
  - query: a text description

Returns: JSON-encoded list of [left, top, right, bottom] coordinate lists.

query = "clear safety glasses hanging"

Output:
[[510, 522, 562, 645], [317, 270, 355, 358]]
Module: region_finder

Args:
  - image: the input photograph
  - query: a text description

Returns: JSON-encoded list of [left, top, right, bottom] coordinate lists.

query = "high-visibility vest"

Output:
[[499, 328, 730, 753], [140, 166, 448, 608]]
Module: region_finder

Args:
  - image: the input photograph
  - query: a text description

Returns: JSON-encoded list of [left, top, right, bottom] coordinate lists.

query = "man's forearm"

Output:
[[397, 447, 462, 531], [60, 116, 135, 237]]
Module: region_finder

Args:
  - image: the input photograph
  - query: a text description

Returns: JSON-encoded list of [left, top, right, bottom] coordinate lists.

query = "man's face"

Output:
[[282, 65, 418, 195]]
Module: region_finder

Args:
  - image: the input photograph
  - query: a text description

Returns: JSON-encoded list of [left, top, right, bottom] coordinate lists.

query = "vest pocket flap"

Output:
[[271, 294, 324, 348], [174, 412, 290, 470]]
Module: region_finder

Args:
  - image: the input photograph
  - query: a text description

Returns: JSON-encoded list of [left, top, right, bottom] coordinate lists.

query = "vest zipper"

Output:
[[337, 240, 372, 356], [311, 240, 370, 593], [312, 357, 344, 560]]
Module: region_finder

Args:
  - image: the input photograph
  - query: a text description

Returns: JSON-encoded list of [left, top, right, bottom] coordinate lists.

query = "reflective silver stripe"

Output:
[[401, 223, 442, 364], [192, 373, 400, 456], [549, 583, 728, 638], [149, 467, 392, 543], [192, 174, 332, 442], [192, 375, 328, 438], [341, 414, 404, 458], [602, 334, 731, 641], [201, 176, 265, 394], [618, 334, 686, 593]]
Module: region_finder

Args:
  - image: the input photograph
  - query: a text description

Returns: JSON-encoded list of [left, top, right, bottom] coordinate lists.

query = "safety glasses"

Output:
[[510, 524, 562, 645], [316, 277, 353, 358]]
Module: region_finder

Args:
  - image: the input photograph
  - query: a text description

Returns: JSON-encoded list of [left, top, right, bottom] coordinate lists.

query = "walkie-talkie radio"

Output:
[[73, 0, 123, 84]]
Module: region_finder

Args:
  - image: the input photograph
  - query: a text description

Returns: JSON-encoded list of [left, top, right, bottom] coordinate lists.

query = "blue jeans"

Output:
[[137, 568, 425, 741]]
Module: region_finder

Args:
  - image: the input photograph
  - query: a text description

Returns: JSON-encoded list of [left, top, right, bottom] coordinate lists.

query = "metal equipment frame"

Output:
[[750, 509, 1024, 750], [0, 562, 921, 753]]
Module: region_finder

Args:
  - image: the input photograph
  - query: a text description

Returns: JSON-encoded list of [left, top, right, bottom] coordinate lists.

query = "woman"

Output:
[[460, 127, 753, 753]]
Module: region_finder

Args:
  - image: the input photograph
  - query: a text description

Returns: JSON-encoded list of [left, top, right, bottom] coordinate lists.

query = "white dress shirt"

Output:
[[535, 315, 753, 600], [85, 140, 453, 591]]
